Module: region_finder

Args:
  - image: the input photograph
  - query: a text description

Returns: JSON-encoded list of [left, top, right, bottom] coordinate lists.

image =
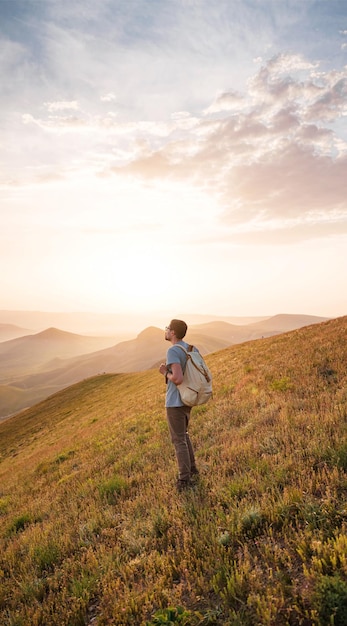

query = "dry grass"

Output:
[[0, 317, 347, 625]]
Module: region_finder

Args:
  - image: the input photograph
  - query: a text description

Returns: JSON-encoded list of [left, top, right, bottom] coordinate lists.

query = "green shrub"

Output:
[[240, 507, 266, 538], [147, 605, 203, 625], [314, 575, 347, 626]]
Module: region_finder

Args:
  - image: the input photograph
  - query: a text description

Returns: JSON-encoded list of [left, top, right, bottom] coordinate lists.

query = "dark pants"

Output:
[[166, 406, 197, 481]]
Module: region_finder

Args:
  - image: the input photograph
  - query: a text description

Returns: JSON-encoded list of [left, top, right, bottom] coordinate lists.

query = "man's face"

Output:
[[165, 325, 173, 341]]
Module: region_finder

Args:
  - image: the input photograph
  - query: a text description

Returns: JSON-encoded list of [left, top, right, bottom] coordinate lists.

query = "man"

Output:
[[159, 319, 199, 491]]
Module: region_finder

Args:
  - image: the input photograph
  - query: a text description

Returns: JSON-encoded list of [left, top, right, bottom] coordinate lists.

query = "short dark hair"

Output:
[[169, 319, 187, 339]]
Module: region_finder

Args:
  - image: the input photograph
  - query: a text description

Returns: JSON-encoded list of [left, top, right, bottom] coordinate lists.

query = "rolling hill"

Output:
[[191, 314, 330, 342], [0, 326, 227, 419], [0, 316, 346, 625], [0, 315, 331, 419], [0, 328, 119, 380], [0, 323, 34, 342], [0, 309, 270, 335]]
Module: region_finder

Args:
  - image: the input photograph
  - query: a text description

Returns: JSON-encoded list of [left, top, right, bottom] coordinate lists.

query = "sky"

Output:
[[1, 0, 347, 320]]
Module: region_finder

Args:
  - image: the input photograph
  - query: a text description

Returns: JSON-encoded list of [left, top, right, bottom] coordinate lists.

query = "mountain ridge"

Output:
[[0, 323, 33, 342], [0, 314, 332, 419], [0, 309, 272, 335]]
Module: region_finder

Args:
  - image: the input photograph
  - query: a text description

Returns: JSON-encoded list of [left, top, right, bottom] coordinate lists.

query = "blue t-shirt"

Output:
[[165, 341, 197, 407]]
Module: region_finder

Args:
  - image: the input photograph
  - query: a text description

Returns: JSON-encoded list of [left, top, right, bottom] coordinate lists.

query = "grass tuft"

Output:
[[314, 574, 347, 626], [98, 475, 129, 503]]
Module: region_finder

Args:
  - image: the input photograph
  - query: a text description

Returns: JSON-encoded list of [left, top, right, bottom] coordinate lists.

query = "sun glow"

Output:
[[4, 173, 221, 313]]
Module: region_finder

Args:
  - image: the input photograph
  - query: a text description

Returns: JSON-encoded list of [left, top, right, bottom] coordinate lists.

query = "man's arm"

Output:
[[168, 362, 183, 385], [159, 361, 183, 385]]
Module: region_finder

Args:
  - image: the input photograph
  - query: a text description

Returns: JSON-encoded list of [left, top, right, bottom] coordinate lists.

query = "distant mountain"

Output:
[[0, 326, 228, 418], [0, 328, 118, 382], [0, 309, 270, 335], [191, 321, 256, 343], [190, 314, 330, 344], [0, 323, 34, 342], [0, 310, 142, 335], [175, 313, 270, 326], [245, 314, 330, 332], [0, 314, 333, 419], [11, 326, 228, 388]]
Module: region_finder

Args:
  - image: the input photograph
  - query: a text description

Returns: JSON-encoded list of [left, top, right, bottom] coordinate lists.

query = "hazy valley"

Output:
[[0, 313, 330, 419]]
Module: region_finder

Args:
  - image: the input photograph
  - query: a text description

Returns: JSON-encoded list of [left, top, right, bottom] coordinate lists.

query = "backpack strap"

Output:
[[175, 344, 210, 381], [175, 344, 190, 373], [175, 344, 194, 355]]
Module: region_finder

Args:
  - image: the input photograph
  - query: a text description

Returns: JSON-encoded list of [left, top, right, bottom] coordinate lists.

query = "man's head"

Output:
[[166, 319, 187, 340]]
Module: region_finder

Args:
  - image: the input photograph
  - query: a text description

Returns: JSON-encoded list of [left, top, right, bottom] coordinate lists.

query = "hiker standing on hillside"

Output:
[[159, 319, 199, 492]]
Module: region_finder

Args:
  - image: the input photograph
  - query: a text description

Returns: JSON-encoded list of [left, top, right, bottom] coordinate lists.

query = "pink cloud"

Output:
[[115, 54, 347, 242]]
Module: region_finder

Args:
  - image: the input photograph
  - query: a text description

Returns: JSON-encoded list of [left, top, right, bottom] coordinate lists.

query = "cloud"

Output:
[[220, 143, 347, 220], [113, 53, 347, 242], [204, 90, 246, 114], [44, 100, 80, 111], [13, 50, 347, 235], [100, 93, 117, 102], [2, 0, 347, 247], [230, 218, 347, 246]]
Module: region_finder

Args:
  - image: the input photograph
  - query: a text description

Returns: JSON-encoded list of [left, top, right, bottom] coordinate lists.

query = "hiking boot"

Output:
[[176, 479, 191, 492]]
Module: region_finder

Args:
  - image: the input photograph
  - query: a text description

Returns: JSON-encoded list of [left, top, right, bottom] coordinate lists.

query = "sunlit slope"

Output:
[[0, 326, 228, 418], [0, 316, 346, 626], [0, 315, 329, 419], [191, 313, 329, 342], [0, 328, 117, 380]]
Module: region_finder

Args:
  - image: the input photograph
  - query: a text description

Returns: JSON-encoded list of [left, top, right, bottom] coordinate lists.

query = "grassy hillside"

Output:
[[0, 325, 228, 419], [0, 317, 347, 625], [0, 316, 329, 421]]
